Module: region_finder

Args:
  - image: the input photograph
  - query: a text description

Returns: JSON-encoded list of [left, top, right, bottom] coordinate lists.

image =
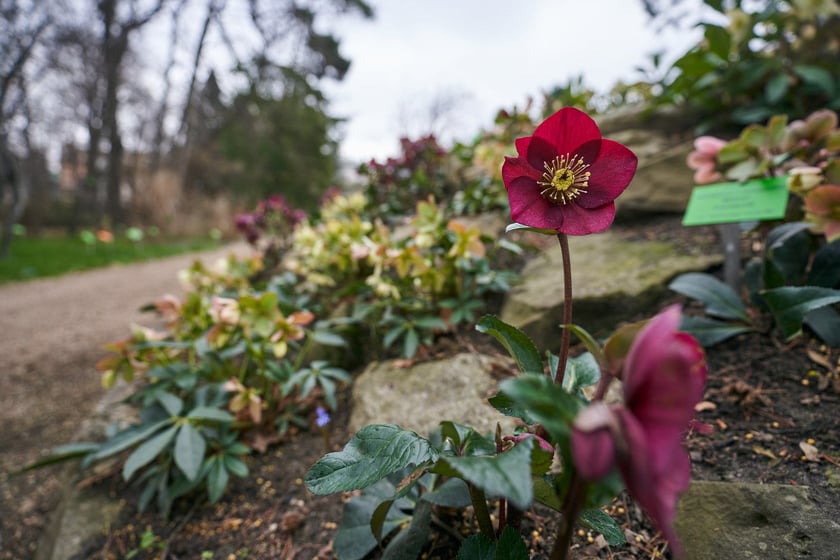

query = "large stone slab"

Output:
[[500, 231, 720, 351], [611, 129, 697, 217], [350, 353, 517, 437], [597, 104, 702, 217], [676, 481, 840, 560]]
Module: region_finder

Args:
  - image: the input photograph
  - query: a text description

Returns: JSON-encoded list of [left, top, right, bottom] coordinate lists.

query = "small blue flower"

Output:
[[315, 407, 331, 428]]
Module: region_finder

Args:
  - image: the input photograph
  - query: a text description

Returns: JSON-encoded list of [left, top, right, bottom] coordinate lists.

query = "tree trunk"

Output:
[[0, 143, 21, 259], [176, 0, 224, 186]]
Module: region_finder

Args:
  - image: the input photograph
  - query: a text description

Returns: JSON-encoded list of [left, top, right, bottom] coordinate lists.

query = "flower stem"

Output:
[[550, 474, 587, 560], [468, 483, 495, 539], [556, 233, 573, 386]]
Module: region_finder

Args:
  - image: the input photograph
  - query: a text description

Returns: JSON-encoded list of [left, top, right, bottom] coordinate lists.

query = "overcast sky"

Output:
[[321, 0, 705, 164]]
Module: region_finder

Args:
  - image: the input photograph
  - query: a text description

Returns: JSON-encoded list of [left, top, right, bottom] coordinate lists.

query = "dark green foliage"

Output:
[[216, 71, 338, 211], [649, 0, 840, 133]]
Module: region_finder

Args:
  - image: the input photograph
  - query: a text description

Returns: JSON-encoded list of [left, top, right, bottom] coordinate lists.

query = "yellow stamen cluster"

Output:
[[537, 153, 590, 205]]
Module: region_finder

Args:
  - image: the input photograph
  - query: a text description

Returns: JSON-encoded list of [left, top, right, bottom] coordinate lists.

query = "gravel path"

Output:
[[0, 243, 249, 560]]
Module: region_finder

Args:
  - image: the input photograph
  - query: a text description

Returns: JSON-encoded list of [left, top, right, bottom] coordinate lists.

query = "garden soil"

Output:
[[2, 221, 839, 559]]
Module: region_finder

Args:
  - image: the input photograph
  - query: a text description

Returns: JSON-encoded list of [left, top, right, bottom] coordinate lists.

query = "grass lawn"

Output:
[[0, 234, 222, 284]]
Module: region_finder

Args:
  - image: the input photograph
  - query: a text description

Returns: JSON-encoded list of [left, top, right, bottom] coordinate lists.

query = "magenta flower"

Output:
[[571, 305, 707, 557], [501, 107, 637, 235]]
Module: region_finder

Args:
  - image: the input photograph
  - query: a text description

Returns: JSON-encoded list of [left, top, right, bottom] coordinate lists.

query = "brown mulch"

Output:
[[5, 218, 840, 559]]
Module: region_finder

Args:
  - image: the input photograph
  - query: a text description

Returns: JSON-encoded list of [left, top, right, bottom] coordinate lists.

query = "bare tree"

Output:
[[149, 0, 187, 171], [96, 0, 166, 227], [0, 0, 52, 257]]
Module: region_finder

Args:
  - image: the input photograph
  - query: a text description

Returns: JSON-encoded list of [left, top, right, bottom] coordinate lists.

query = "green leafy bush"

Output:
[[655, 0, 840, 132], [676, 108, 840, 346]]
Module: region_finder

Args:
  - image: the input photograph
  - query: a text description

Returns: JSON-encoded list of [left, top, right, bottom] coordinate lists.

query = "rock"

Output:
[[349, 353, 517, 437], [595, 104, 703, 217], [612, 129, 697, 217], [500, 231, 720, 351], [35, 381, 136, 560], [675, 480, 840, 560], [36, 486, 123, 560]]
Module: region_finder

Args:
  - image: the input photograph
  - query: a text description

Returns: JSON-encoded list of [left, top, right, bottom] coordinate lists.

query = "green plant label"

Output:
[[682, 176, 789, 226]]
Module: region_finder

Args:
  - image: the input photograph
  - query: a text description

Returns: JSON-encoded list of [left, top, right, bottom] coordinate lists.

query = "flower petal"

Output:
[[572, 401, 618, 480], [577, 139, 638, 208], [505, 176, 560, 229], [555, 202, 617, 235], [623, 306, 707, 430], [531, 107, 602, 157], [572, 425, 616, 480], [616, 409, 689, 558], [515, 136, 531, 157], [502, 155, 541, 186]]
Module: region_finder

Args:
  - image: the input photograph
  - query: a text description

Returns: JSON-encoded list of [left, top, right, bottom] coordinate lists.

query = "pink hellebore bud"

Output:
[[571, 305, 707, 557], [686, 136, 727, 185], [209, 296, 241, 326]]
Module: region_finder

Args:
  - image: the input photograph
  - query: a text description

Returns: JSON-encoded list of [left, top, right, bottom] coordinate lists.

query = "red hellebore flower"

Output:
[[501, 107, 637, 235], [571, 305, 707, 557]]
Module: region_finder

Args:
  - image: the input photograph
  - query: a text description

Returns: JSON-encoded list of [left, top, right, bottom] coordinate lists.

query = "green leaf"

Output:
[[156, 392, 184, 417], [381, 499, 433, 560], [731, 107, 772, 126], [422, 478, 472, 508], [562, 324, 605, 367], [403, 328, 420, 358], [438, 421, 473, 449], [383, 325, 406, 349], [680, 315, 753, 347], [704, 24, 730, 60], [669, 272, 749, 321], [223, 454, 249, 478], [579, 509, 625, 546], [762, 286, 840, 340], [476, 315, 543, 374], [457, 533, 496, 560], [495, 526, 530, 559], [487, 393, 536, 425], [562, 352, 601, 395], [186, 406, 234, 423], [175, 423, 206, 481], [499, 374, 582, 443], [17, 442, 100, 474], [122, 425, 178, 481], [793, 65, 836, 97], [414, 316, 447, 330], [808, 240, 840, 288], [455, 526, 529, 560], [92, 419, 172, 460], [207, 457, 229, 503], [312, 330, 347, 347], [765, 73, 789, 104], [334, 481, 407, 560], [602, 320, 645, 374], [305, 425, 438, 495], [717, 141, 749, 164], [533, 476, 562, 511], [504, 222, 557, 235], [804, 306, 840, 347], [442, 437, 534, 509], [766, 224, 812, 286]]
